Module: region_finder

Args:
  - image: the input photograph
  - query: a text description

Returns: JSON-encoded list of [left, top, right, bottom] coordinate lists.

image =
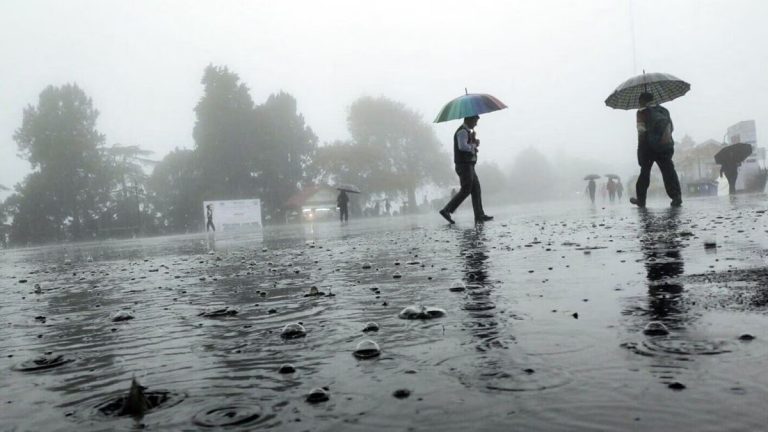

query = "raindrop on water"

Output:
[[281, 323, 307, 339], [353, 339, 381, 359], [643, 321, 670, 336]]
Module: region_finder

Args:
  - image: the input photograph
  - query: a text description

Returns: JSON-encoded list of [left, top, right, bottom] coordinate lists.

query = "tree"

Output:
[[147, 148, 202, 232], [253, 92, 318, 220], [10, 83, 105, 242], [95, 144, 156, 236], [193, 65, 257, 200], [333, 96, 451, 208]]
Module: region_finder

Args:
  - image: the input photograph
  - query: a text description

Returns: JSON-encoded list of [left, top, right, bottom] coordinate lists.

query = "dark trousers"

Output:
[[206, 219, 215, 232], [722, 166, 738, 194], [636, 146, 681, 204], [443, 163, 485, 218], [339, 205, 348, 222]]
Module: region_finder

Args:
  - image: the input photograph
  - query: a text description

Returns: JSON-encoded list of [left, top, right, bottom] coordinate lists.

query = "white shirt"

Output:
[[456, 125, 477, 153]]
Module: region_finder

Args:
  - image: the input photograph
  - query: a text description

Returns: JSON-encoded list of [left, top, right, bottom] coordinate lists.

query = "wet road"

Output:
[[2, 196, 768, 431]]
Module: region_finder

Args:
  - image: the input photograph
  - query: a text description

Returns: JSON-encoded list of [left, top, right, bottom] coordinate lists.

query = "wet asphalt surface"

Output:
[[2, 196, 768, 431]]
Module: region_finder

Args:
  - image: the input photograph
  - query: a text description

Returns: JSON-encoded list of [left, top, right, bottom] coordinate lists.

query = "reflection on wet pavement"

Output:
[[2, 197, 768, 431]]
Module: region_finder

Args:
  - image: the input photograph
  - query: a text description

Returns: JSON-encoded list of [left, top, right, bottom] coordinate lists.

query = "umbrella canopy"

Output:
[[584, 174, 601, 181], [605, 72, 690, 110], [434, 92, 507, 123], [335, 184, 361, 194], [605, 174, 620, 180], [714, 143, 753, 166]]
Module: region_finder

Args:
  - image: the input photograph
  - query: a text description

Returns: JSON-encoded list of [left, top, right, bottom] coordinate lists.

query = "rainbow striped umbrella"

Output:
[[434, 91, 507, 123]]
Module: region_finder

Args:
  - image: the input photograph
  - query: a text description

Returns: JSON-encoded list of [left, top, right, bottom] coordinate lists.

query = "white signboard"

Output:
[[203, 199, 262, 232], [727, 120, 757, 145]]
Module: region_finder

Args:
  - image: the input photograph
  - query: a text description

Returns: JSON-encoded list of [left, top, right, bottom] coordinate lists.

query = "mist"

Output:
[[1, 0, 767, 242]]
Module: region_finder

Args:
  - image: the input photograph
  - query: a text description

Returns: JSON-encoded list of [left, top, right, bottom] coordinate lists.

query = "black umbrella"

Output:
[[605, 174, 620, 180], [335, 184, 361, 194], [714, 143, 753, 166], [584, 174, 601, 181]]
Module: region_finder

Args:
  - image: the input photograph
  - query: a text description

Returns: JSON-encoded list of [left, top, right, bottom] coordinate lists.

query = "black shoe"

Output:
[[476, 215, 494, 222], [671, 198, 682, 207], [439, 209, 455, 224], [629, 197, 645, 208]]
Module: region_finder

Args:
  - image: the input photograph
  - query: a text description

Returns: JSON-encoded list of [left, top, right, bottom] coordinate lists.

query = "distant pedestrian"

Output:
[[617, 181, 624, 200], [439, 115, 493, 224], [630, 92, 682, 208], [607, 179, 617, 202], [206, 204, 215, 232], [720, 162, 740, 195], [586, 179, 596, 204], [385, 199, 391, 216], [337, 190, 349, 222]]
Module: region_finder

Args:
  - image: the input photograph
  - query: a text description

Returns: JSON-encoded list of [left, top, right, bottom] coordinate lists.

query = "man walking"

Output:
[[337, 190, 349, 223], [607, 179, 617, 202], [439, 115, 493, 224], [630, 92, 682, 208], [586, 179, 596, 204], [206, 204, 215, 232], [720, 161, 741, 195]]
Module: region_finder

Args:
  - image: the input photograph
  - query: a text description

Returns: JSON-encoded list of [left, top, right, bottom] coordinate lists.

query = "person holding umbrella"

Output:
[[584, 174, 600, 203], [617, 180, 624, 201], [632, 92, 682, 208], [605, 72, 688, 208], [337, 190, 349, 223], [715, 143, 753, 195], [607, 178, 617, 202], [435, 91, 506, 224]]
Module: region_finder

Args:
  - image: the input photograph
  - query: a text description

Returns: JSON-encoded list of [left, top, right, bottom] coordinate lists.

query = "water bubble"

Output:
[[304, 286, 325, 297], [449, 280, 466, 292], [362, 322, 380, 333], [643, 321, 670, 336], [398, 305, 446, 320], [111, 310, 134, 322], [392, 271, 402, 279], [392, 389, 411, 399], [668, 382, 686, 390], [281, 323, 307, 339], [353, 339, 381, 359], [738, 334, 755, 341], [278, 364, 296, 374], [306, 387, 330, 403], [361, 262, 372, 269]]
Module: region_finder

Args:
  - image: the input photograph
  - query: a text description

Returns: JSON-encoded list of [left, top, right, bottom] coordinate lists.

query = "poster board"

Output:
[[727, 120, 757, 145], [203, 199, 262, 232]]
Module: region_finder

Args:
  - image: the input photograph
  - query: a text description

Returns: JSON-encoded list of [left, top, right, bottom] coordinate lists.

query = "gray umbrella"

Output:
[[335, 184, 361, 194], [584, 174, 601, 181], [605, 72, 690, 110]]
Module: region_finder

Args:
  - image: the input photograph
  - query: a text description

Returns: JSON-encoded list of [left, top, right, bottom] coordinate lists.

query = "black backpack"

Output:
[[646, 106, 673, 151]]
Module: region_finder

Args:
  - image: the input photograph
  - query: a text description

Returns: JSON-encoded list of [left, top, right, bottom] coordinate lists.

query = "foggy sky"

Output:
[[1, 0, 767, 195]]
